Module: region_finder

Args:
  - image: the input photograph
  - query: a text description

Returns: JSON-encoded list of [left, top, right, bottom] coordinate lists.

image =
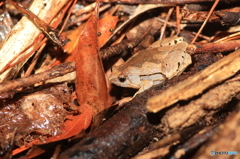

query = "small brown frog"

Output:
[[109, 37, 192, 95]]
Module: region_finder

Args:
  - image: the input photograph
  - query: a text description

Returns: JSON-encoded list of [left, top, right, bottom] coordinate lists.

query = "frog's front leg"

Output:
[[133, 80, 154, 98], [121, 79, 161, 103], [117, 81, 152, 105]]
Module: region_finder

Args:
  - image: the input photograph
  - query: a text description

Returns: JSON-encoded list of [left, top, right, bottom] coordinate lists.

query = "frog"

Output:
[[109, 37, 192, 96]]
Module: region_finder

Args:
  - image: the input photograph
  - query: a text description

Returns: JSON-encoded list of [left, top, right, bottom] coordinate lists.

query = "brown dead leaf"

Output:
[[47, 103, 92, 142], [74, 1, 111, 125], [105, 4, 173, 44], [98, 14, 118, 47], [0, 83, 72, 156], [55, 14, 118, 65], [12, 100, 92, 156], [62, 24, 86, 54], [12, 140, 42, 156]]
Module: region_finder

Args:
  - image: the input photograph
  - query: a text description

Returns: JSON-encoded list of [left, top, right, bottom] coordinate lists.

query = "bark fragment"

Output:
[[162, 79, 240, 130], [193, 103, 240, 159], [59, 93, 155, 159], [187, 40, 240, 54], [215, 11, 240, 25], [147, 49, 240, 113]]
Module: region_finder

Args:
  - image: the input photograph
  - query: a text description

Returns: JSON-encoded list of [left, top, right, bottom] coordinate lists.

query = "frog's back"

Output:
[[116, 48, 168, 75]]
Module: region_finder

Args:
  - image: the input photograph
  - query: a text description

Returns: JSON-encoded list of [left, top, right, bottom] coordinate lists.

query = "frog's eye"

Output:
[[118, 77, 126, 83]]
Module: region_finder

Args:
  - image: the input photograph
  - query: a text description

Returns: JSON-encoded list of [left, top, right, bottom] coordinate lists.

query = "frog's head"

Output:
[[109, 70, 140, 89]]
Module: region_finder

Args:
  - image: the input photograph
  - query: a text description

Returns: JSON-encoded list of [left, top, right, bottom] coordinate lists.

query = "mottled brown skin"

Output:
[[109, 37, 191, 94]]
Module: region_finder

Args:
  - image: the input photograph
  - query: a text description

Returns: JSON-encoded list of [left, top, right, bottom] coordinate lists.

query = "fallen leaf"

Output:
[[9, 84, 92, 156], [47, 103, 93, 142], [74, 1, 111, 125], [106, 4, 173, 44], [12, 140, 42, 156], [98, 14, 118, 47], [54, 14, 118, 65]]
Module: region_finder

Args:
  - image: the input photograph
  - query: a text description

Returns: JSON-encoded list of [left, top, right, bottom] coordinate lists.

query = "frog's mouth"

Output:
[[109, 75, 140, 89], [110, 73, 166, 89]]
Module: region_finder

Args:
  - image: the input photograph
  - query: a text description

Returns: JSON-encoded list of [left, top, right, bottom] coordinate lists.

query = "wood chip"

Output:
[[0, 0, 69, 82]]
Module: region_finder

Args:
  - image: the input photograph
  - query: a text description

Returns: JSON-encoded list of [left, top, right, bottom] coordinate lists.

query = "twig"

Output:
[[23, 43, 46, 77], [160, 7, 174, 40], [191, 0, 220, 44], [98, 0, 237, 4], [187, 39, 240, 54], [176, 6, 181, 34], [0, 62, 75, 94]]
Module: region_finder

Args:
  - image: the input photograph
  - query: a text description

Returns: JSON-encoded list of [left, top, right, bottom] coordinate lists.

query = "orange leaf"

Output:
[[74, 2, 111, 124], [12, 104, 92, 156], [12, 140, 42, 156], [11, 95, 92, 157], [18, 146, 45, 159], [62, 24, 86, 54], [53, 14, 118, 65], [47, 103, 93, 141], [98, 14, 118, 47]]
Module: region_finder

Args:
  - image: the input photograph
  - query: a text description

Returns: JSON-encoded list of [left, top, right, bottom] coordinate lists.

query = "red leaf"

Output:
[[47, 103, 93, 141], [98, 14, 118, 47], [74, 1, 111, 125]]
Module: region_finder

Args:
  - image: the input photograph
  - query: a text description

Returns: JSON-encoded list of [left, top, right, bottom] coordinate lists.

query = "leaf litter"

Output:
[[0, 0, 240, 158]]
